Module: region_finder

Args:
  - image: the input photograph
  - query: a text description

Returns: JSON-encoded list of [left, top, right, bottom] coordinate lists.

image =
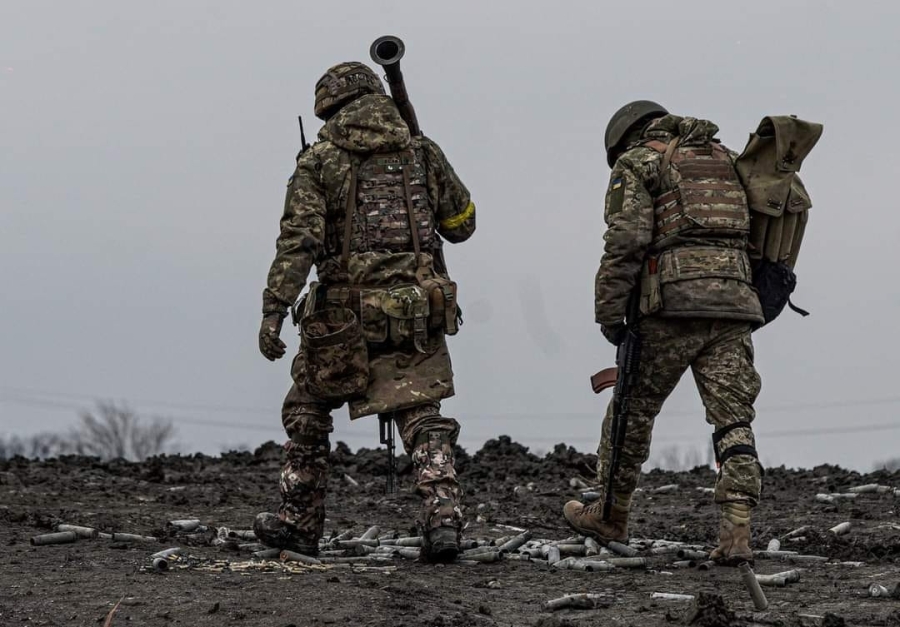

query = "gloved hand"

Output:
[[259, 313, 287, 361], [600, 322, 627, 347]]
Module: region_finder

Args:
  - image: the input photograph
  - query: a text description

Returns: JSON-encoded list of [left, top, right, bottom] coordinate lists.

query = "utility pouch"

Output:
[[300, 307, 369, 399], [358, 289, 389, 344], [418, 275, 460, 335], [639, 257, 663, 316], [752, 260, 809, 327], [380, 284, 430, 353]]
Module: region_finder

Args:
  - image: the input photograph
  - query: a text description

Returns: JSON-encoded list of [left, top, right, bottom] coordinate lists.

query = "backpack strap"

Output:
[[341, 162, 359, 272]]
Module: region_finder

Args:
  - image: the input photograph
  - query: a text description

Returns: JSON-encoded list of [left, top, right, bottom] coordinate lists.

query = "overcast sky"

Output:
[[3, 1, 899, 470]]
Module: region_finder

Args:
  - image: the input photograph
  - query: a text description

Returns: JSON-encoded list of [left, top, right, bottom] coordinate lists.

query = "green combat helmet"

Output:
[[604, 100, 669, 167], [314, 61, 386, 120]]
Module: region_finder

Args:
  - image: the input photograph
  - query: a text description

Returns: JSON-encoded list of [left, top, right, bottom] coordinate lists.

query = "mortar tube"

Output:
[[608, 541, 640, 557], [30, 532, 78, 546], [56, 525, 99, 539], [829, 522, 852, 535], [280, 550, 322, 565], [497, 531, 532, 554], [739, 562, 769, 610], [150, 547, 181, 560], [252, 548, 282, 559], [677, 549, 709, 561], [360, 526, 381, 540], [697, 561, 716, 571], [584, 537, 601, 557], [606, 557, 647, 568], [766, 539, 781, 552], [167, 519, 201, 532]]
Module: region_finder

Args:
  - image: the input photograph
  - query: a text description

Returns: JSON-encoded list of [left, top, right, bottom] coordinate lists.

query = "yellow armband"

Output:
[[440, 201, 475, 230]]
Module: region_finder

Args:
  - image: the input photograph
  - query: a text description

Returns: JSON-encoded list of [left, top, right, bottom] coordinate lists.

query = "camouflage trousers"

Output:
[[596, 318, 763, 507], [277, 381, 462, 541]]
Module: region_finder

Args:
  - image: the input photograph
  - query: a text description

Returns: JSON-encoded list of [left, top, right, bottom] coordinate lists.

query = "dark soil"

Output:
[[1, 435, 898, 626]]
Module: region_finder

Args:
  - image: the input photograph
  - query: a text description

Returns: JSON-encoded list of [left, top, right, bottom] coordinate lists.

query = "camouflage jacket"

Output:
[[595, 115, 763, 326], [263, 95, 475, 316]]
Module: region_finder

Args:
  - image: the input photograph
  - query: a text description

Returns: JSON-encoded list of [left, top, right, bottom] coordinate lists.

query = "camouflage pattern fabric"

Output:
[[277, 391, 461, 539], [595, 317, 762, 505], [595, 114, 763, 327], [262, 94, 474, 316]]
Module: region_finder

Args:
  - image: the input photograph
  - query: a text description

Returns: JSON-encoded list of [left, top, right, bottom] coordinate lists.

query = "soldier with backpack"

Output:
[[564, 101, 820, 565]]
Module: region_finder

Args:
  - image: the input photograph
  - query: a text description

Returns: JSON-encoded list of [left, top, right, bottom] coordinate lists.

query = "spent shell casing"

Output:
[[868, 583, 893, 597], [671, 560, 695, 568], [556, 543, 587, 556], [56, 525, 98, 539], [847, 483, 892, 494], [650, 592, 695, 601], [606, 557, 647, 568], [544, 545, 561, 565], [584, 537, 601, 556], [360, 526, 381, 540], [739, 563, 769, 610], [227, 529, 257, 541], [252, 548, 281, 559], [829, 522, 852, 535], [785, 554, 829, 564], [783, 526, 810, 538], [497, 531, 532, 554], [111, 533, 158, 543], [31, 532, 78, 546], [151, 557, 169, 571], [543, 593, 610, 611], [766, 539, 781, 552], [396, 548, 421, 560], [150, 547, 181, 560], [755, 574, 788, 587], [280, 550, 322, 565], [167, 519, 201, 532], [464, 550, 501, 563], [697, 561, 716, 571], [608, 541, 640, 557], [754, 550, 799, 559], [336, 539, 379, 548]]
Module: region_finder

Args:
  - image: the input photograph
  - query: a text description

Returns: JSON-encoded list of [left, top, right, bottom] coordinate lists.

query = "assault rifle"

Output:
[[590, 296, 642, 522], [378, 413, 397, 494]]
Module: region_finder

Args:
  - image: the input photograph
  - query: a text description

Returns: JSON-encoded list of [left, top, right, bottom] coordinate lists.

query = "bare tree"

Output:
[[72, 402, 175, 461], [874, 458, 900, 472]]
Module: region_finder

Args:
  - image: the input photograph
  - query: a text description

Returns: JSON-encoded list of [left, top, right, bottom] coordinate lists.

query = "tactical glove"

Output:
[[259, 313, 287, 361], [600, 322, 627, 347]]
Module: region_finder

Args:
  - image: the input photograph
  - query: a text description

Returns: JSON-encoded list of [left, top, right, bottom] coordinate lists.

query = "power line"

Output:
[[2, 391, 899, 440]]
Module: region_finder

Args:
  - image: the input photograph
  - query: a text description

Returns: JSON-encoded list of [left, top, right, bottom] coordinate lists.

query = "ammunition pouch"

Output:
[[319, 283, 432, 353], [300, 307, 369, 400], [418, 275, 460, 336]]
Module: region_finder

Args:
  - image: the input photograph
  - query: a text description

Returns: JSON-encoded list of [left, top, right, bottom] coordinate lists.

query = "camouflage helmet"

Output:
[[314, 61, 386, 120], [604, 100, 669, 167]]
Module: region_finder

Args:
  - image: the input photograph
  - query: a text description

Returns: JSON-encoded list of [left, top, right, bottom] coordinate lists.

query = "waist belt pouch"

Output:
[[419, 276, 459, 335], [358, 289, 389, 344], [752, 260, 797, 326], [381, 284, 430, 352], [301, 307, 369, 400]]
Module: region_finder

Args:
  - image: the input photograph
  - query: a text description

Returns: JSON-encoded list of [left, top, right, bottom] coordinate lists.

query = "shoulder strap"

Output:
[[659, 137, 681, 175], [341, 162, 359, 271]]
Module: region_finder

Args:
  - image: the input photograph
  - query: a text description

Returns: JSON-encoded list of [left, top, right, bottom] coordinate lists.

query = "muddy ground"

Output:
[[1, 436, 898, 626]]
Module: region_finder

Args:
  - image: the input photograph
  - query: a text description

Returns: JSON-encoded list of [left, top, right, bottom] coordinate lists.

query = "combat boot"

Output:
[[709, 502, 754, 566], [412, 431, 462, 563], [562, 494, 630, 544], [252, 512, 319, 556]]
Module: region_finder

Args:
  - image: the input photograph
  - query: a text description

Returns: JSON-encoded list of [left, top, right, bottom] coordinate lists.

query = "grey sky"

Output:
[[3, 1, 899, 470]]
